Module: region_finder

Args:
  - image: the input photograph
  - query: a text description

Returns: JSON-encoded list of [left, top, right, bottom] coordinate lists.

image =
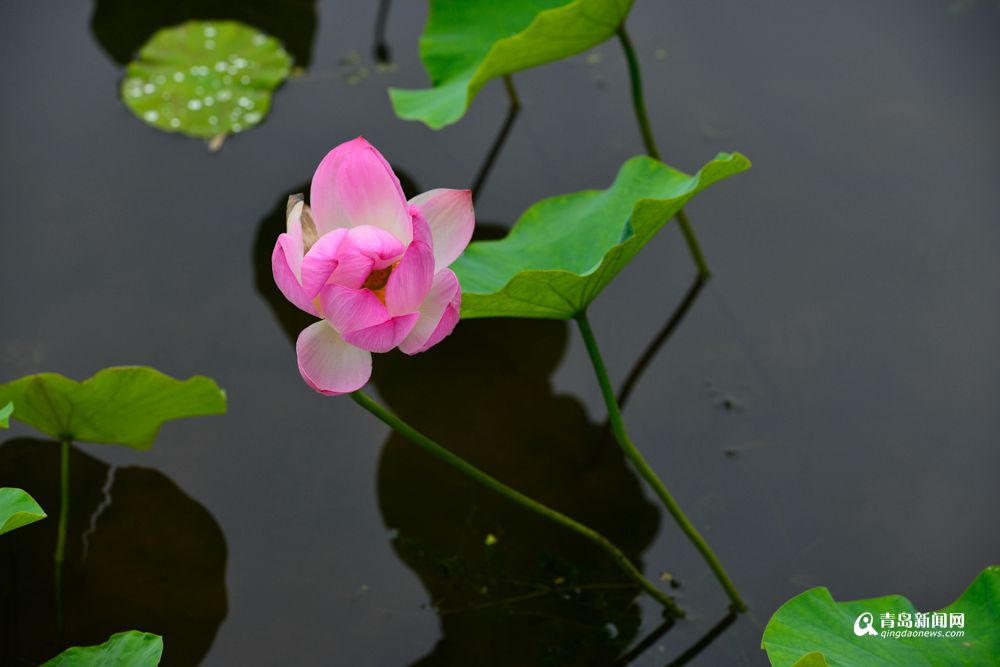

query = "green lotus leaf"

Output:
[[0, 487, 46, 536], [41, 631, 163, 666], [389, 0, 634, 129], [762, 565, 1000, 666], [0, 402, 11, 429], [0, 366, 227, 450], [452, 153, 750, 319], [122, 20, 292, 139]]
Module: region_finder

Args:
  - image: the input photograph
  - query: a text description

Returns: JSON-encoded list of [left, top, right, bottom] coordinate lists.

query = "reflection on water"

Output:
[[0, 439, 227, 667], [617, 276, 706, 409], [470, 83, 520, 201], [90, 0, 317, 68], [372, 318, 663, 666], [373, 0, 393, 65]]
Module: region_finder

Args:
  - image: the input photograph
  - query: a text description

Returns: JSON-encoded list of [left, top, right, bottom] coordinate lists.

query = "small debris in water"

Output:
[[207, 133, 227, 152], [659, 571, 680, 588], [346, 67, 370, 86], [706, 380, 746, 412], [338, 51, 362, 66], [724, 439, 774, 458]]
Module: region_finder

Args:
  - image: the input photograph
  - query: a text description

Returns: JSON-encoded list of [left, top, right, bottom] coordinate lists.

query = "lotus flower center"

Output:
[[362, 262, 398, 303]]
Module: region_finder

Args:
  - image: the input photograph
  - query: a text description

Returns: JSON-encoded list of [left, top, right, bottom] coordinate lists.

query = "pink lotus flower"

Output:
[[272, 137, 473, 394]]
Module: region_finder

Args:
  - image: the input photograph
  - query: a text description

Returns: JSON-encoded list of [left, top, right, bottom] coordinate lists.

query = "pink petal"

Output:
[[410, 207, 434, 248], [272, 235, 318, 315], [399, 269, 461, 355], [344, 313, 419, 353], [328, 225, 406, 289], [319, 284, 389, 334], [285, 199, 306, 278], [296, 320, 372, 395], [408, 188, 474, 271], [309, 137, 412, 245], [299, 228, 348, 298], [385, 241, 434, 316], [419, 299, 460, 352]]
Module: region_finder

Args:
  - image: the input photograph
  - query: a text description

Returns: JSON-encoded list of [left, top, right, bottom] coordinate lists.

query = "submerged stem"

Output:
[[350, 390, 683, 617], [617, 24, 711, 279], [575, 311, 747, 613]]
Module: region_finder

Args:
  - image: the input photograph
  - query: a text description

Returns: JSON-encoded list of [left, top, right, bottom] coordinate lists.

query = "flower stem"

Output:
[[574, 311, 747, 613], [616, 25, 711, 279], [350, 390, 684, 617]]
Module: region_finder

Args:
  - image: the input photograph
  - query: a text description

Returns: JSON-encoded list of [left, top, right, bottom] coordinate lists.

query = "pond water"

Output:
[[1, 0, 999, 665]]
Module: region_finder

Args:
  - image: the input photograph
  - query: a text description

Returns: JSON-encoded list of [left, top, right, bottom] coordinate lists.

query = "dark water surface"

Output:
[[2, 0, 999, 665]]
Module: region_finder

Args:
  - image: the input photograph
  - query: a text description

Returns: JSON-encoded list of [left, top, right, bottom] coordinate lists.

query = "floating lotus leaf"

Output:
[[121, 20, 292, 139]]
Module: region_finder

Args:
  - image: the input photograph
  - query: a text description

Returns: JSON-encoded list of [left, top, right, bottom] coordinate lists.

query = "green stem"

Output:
[[350, 390, 683, 617], [503, 74, 521, 111], [617, 26, 659, 161], [54, 439, 70, 629], [617, 24, 711, 279], [675, 209, 710, 279], [575, 312, 747, 613]]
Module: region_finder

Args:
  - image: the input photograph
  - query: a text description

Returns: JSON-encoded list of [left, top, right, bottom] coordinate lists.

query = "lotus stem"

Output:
[[503, 74, 521, 111], [55, 439, 70, 629], [350, 390, 684, 617], [575, 311, 747, 613], [675, 209, 710, 279], [617, 25, 659, 161], [617, 25, 711, 279]]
